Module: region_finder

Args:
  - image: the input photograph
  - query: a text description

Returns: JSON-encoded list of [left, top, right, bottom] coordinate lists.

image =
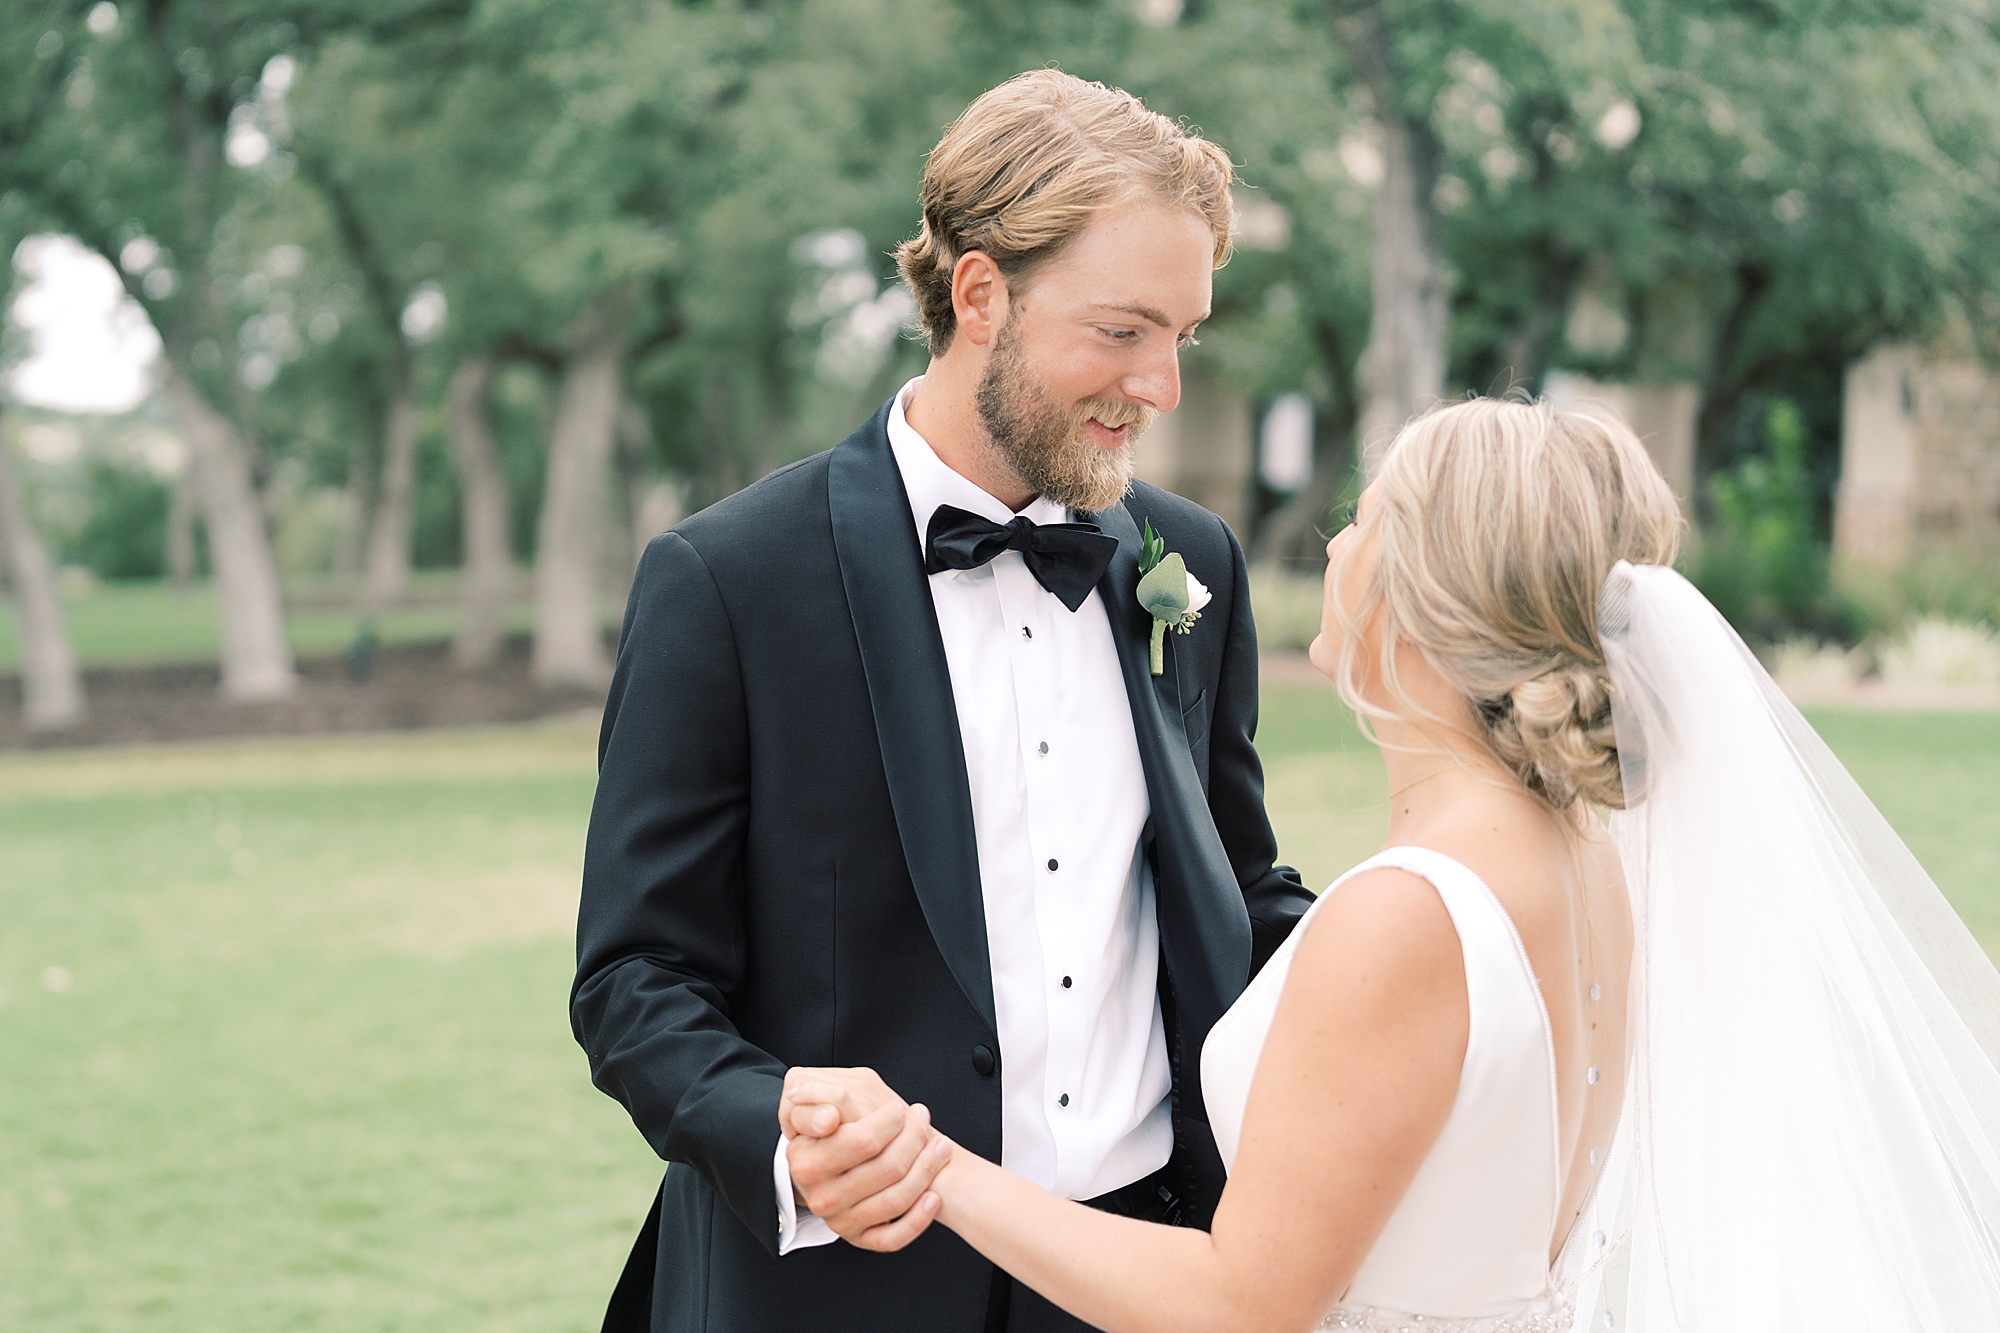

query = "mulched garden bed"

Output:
[[0, 634, 607, 752]]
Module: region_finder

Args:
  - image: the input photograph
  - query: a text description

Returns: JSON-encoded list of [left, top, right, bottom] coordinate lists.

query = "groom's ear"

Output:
[[950, 250, 1008, 349]]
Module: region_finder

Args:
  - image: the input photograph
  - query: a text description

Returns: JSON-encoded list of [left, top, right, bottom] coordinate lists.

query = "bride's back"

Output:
[[1417, 788, 1632, 1263], [1224, 396, 1679, 1324], [1315, 398, 1676, 1265]]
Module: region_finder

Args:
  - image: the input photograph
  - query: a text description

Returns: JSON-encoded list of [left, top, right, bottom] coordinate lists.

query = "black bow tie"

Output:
[[923, 504, 1119, 612]]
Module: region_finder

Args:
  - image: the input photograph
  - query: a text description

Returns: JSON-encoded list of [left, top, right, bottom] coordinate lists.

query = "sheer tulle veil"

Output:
[[1553, 562, 2000, 1329]]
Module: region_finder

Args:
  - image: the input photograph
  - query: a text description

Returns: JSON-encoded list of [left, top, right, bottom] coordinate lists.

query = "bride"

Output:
[[785, 397, 2000, 1332]]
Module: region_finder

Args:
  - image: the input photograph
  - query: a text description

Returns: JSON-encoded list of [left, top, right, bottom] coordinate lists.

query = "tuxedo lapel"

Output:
[[827, 405, 997, 1041], [1093, 501, 1252, 1067]]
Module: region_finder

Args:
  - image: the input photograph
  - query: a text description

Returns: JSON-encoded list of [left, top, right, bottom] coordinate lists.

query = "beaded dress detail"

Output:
[[1201, 848, 1575, 1333]]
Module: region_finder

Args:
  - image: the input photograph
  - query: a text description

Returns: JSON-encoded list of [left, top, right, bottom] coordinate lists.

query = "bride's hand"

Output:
[[782, 1068, 953, 1251], [786, 1090, 954, 1254]]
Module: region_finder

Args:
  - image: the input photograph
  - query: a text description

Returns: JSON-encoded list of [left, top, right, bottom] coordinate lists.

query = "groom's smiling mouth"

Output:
[[1083, 417, 1132, 448]]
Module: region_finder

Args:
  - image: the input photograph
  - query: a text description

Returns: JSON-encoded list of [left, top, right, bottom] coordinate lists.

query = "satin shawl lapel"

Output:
[[827, 406, 997, 1040], [1092, 501, 1252, 1060]]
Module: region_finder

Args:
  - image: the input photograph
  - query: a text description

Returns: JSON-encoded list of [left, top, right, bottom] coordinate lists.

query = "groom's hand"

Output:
[[780, 1065, 904, 1140], [781, 1067, 945, 1248]]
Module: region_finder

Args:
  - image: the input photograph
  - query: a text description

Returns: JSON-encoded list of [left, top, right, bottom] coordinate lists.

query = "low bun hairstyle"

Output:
[[1485, 662, 1623, 810], [1336, 397, 1683, 813]]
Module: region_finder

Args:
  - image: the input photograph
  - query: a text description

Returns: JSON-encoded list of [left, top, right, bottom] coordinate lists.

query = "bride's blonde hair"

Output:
[[1333, 397, 1683, 812]]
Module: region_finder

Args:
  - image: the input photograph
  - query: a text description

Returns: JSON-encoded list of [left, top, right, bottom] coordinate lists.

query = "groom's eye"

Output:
[[1176, 332, 1201, 348]]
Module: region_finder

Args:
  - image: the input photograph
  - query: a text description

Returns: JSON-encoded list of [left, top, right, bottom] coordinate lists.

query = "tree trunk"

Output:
[[1498, 245, 1586, 392], [162, 362, 296, 701], [0, 430, 87, 731], [448, 353, 512, 669], [634, 480, 684, 564], [359, 353, 420, 613], [334, 433, 373, 577], [1692, 264, 1774, 513], [533, 285, 636, 689], [1256, 403, 1358, 570], [167, 470, 198, 593], [1335, 4, 1450, 476], [1255, 313, 1360, 570], [607, 393, 654, 614]]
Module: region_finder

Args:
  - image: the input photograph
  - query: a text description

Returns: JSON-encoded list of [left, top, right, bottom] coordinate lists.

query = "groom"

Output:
[[572, 70, 1312, 1333]]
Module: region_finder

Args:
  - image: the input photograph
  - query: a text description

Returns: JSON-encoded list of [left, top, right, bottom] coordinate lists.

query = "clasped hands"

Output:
[[780, 1067, 954, 1252]]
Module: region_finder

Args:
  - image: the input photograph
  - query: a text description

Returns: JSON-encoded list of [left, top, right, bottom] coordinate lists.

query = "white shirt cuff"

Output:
[[774, 1133, 839, 1254]]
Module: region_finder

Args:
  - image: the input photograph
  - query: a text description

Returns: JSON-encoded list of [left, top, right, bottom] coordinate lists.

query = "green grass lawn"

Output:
[[0, 725, 656, 1332], [1, 690, 1992, 1330], [0, 574, 544, 671]]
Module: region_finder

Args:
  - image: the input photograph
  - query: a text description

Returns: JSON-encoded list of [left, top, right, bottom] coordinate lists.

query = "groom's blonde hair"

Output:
[[1334, 398, 1684, 812], [896, 69, 1236, 356]]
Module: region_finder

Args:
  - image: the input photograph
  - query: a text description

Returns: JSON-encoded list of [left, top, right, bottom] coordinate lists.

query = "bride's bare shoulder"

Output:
[[1289, 865, 1470, 1007]]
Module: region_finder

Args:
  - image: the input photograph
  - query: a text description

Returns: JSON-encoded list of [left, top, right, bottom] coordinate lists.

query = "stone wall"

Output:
[[1835, 344, 2000, 569]]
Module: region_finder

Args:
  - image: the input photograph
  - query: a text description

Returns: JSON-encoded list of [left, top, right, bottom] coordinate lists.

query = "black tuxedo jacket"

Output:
[[572, 399, 1313, 1332]]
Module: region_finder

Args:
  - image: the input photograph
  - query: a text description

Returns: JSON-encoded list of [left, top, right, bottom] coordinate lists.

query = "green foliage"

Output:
[[1687, 397, 1856, 641], [6, 0, 2000, 642], [1138, 518, 1165, 576], [63, 461, 171, 581], [1836, 553, 2000, 637]]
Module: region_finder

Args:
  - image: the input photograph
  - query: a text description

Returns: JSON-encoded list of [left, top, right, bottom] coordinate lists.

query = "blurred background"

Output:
[[2, 0, 1996, 1328]]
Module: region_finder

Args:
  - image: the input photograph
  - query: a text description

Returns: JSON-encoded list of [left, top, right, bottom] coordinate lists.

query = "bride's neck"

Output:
[[1344, 637, 1523, 831], [1364, 676, 1518, 834]]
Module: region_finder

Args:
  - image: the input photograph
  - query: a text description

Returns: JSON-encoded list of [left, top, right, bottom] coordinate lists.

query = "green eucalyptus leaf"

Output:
[[1139, 519, 1164, 576], [1136, 551, 1190, 619]]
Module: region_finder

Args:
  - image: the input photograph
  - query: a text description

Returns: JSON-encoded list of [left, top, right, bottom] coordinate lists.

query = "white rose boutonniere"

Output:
[[1135, 519, 1212, 676]]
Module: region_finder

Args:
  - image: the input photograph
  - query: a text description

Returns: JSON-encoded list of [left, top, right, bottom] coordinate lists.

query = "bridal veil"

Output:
[[1557, 561, 2000, 1330]]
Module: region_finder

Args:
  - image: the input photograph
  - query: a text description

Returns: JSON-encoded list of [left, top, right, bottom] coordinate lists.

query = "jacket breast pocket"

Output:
[[1179, 688, 1210, 751]]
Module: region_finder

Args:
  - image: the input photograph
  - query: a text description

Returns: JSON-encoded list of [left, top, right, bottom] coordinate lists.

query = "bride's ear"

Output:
[[950, 250, 1007, 348]]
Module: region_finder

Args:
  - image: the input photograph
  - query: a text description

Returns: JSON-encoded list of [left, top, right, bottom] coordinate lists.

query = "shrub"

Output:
[[1686, 398, 1859, 643], [1768, 638, 1860, 688], [1836, 554, 2000, 636], [65, 461, 170, 581], [1882, 619, 2000, 687], [1248, 568, 1325, 654]]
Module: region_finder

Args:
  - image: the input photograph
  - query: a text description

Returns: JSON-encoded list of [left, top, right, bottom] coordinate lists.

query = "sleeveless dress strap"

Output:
[[1331, 847, 1564, 1215]]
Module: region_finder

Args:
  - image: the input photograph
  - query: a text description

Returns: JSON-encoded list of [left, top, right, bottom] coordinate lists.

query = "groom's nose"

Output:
[[1124, 344, 1182, 414]]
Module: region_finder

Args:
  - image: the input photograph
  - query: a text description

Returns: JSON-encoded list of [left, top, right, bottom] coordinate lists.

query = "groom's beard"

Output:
[[974, 313, 1153, 514]]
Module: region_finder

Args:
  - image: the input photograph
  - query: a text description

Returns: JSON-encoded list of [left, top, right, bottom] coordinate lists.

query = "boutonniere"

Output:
[[1135, 519, 1211, 676]]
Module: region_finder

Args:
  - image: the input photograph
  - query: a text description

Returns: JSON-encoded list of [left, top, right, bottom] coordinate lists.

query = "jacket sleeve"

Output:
[[571, 530, 786, 1252], [1204, 518, 1316, 976]]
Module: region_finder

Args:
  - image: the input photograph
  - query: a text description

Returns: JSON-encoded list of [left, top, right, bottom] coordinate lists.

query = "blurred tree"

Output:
[[1115, 0, 1371, 565], [1437, 0, 2000, 517], [1329, 0, 1451, 476], [445, 352, 509, 666], [295, 152, 426, 613], [9, 0, 1994, 677], [0, 1, 307, 698], [68, 459, 172, 579], [0, 413, 87, 730]]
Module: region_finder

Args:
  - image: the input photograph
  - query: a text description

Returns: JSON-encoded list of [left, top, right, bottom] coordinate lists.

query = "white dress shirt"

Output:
[[776, 378, 1172, 1251]]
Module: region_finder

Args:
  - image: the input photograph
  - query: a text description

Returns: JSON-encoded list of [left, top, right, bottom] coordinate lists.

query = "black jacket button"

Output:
[[971, 1045, 996, 1077]]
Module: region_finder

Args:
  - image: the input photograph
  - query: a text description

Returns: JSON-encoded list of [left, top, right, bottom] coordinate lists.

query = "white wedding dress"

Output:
[[1202, 846, 1576, 1332], [1198, 564, 2000, 1332]]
